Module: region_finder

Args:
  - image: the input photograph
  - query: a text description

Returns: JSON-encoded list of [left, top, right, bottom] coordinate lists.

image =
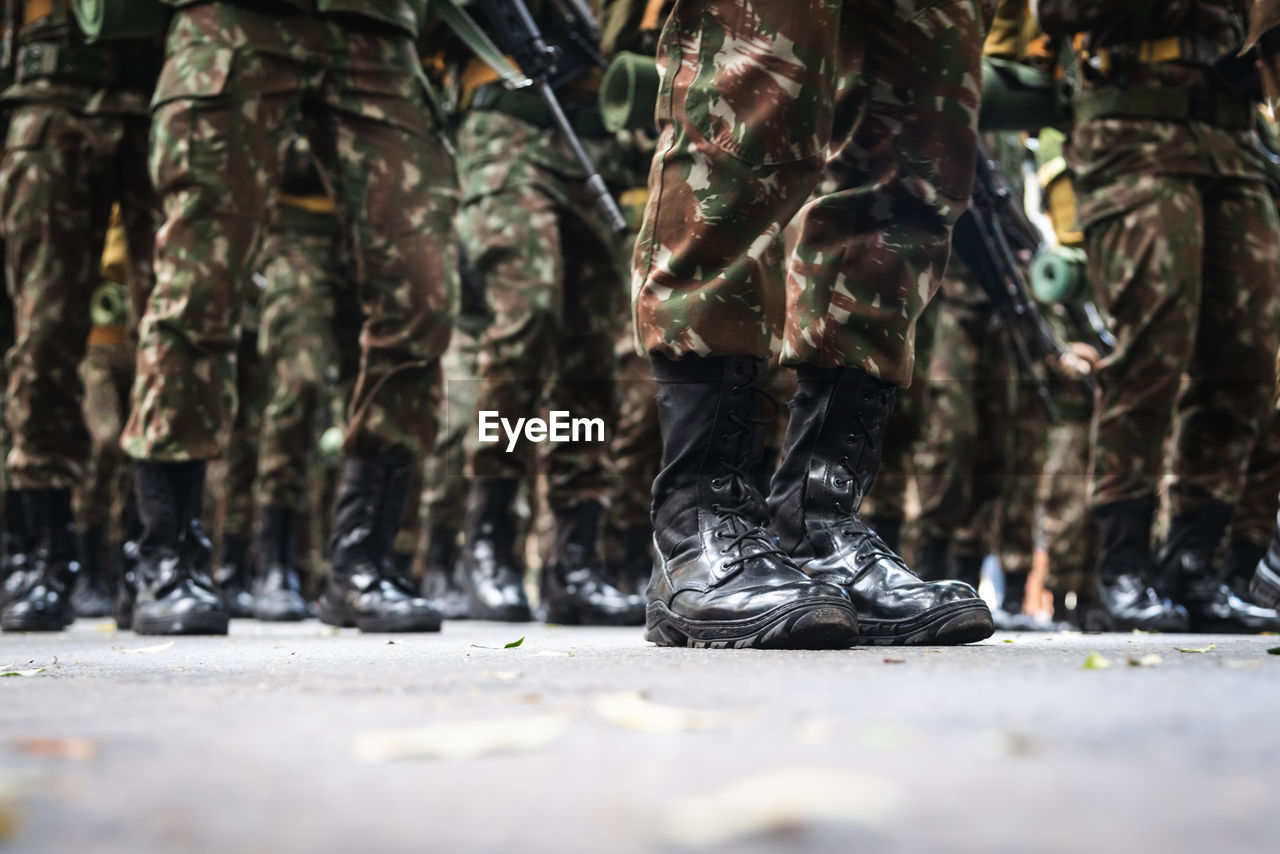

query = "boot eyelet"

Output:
[[710, 479, 725, 490], [730, 385, 743, 398], [833, 478, 845, 487], [845, 433, 856, 444]]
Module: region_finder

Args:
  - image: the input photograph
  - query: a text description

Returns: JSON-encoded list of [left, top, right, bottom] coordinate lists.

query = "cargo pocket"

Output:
[[0, 108, 57, 239], [681, 2, 835, 165]]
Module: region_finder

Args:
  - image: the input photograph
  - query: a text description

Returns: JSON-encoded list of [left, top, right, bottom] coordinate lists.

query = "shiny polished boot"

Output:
[[463, 478, 532, 621], [1089, 498, 1187, 632], [213, 533, 255, 618], [865, 516, 903, 556], [131, 461, 228, 635], [992, 570, 1048, 631], [1220, 538, 1267, 600], [645, 355, 858, 649], [1, 488, 76, 632], [420, 524, 470, 619], [71, 525, 113, 618], [1, 491, 33, 605], [1158, 500, 1280, 633], [769, 366, 991, 646], [319, 457, 442, 632], [252, 506, 308, 622], [542, 501, 644, 626], [1251, 522, 1280, 609]]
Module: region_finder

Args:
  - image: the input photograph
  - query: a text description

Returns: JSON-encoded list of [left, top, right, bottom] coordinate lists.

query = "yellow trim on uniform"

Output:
[[640, 0, 666, 32], [24, 0, 57, 25], [460, 55, 519, 107], [88, 325, 127, 347], [1045, 177, 1084, 247], [1087, 36, 1187, 74], [277, 192, 336, 214]]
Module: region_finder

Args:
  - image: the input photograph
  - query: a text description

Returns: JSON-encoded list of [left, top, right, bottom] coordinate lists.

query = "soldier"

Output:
[[120, 0, 457, 635], [454, 0, 644, 626], [0, 2, 161, 632], [251, 135, 361, 622], [1039, 1, 1280, 633], [633, 0, 995, 648]]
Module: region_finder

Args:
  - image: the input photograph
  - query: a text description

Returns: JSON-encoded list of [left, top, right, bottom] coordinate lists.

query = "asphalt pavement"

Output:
[[1, 620, 1277, 853]]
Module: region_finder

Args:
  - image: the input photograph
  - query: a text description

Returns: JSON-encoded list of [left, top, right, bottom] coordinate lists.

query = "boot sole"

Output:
[[132, 611, 229, 636], [645, 599, 858, 650], [1250, 562, 1280, 610], [317, 600, 442, 633], [855, 600, 994, 646], [1, 614, 67, 632], [1080, 607, 1188, 634]]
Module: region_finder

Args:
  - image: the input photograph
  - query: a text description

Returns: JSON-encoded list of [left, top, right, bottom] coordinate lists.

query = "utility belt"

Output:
[[16, 39, 155, 90], [1078, 34, 1228, 76], [1073, 86, 1254, 130], [468, 81, 607, 138], [275, 192, 341, 235]]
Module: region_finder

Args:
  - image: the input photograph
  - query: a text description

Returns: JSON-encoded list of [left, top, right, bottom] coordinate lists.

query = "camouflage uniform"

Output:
[[122, 1, 458, 465], [634, 0, 990, 383], [1, 9, 159, 491]]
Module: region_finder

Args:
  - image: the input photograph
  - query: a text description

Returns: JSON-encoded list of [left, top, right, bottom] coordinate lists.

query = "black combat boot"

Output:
[[113, 505, 142, 630], [615, 523, 655, 595], [319, 457, 442, 632], [1251, 521, 1280, 609], [1089, 498, 1188, 632], [865, 516, 903, 556], [252, 506, 308, 622], [213, 533, 255, 618], [1220, 538, 1267, 601], [992, 569, 1046, 631], [1, 488, 76, 632], [131, 461, 229, 635], [463, 478, 532, 621], [71, 525, 114, 618], [420, 523, 470, 619], [770, 366, 992, 646], [542, 500, 645, 626], [1158, 500, 1280, 633], [645, 355, 858, 649], [914, 537, 951, 582], [1, 491, 33, 605]]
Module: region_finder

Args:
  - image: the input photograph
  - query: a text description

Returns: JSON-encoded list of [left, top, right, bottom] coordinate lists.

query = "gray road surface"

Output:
[[1, 621, 1277, 853]]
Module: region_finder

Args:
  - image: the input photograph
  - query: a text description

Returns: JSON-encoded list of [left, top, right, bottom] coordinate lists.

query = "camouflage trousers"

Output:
[[221, 324, 265, 539], [253, 223, 360, 512], [457, 112, 625, 511], [0, 105, 154, 489], [1087, 174, 1280, 513], [999, 388, 1049, 578], [914, 298, 1018, 557], [633, 0, 987, 385], [420, 323, 483, 534], [122, 5, 458, 464], [75, 339, 135, 537], [1039, 420, 1096, 600], [1228, 381, 1280, 548], [609, 340, 661, 533], [860, 300, 938, 521]]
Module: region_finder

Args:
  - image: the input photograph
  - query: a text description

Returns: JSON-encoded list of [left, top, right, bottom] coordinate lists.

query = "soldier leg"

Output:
[[309, 47, 456, 632], [1086, 175, 1202, 631], [253, 226, 340, 622], [1040, 421, 1096, 626], [214, 324, 264, 618], [1, 106, 115, 631], [1160, 179, 1280, 631], [1224, 402, 1280, 595]]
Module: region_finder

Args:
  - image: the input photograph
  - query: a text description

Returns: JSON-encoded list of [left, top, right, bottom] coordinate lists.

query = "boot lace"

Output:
[[710, 385, 791, 570], [830, 382, 903, 569]]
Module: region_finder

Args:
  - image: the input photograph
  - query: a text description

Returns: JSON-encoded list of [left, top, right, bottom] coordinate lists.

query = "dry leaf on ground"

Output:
[[113, 642, 175, 655], [1127, 654, 1163, 668], [351, 714, 573, 763], [591, 691, 732, 734]]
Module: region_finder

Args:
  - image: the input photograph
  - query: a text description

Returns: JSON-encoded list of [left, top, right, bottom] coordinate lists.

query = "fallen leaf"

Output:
[[1082, 652, 1112, 670], [481, 671, 522, 681], [504, 637, 524, 649], [113, 641, 174, 655], [1127, 653, 1163, 668], [320, 627, 340, 637], [591, 691, 732, 734], [0, 667, 44, 678], [1002, 639, 1014, 644], [1175, 644, 1216, 654], [658, 768, 898, 847], [13, 738, 98, 761], [351, 715, 572, 762], [883, 658, 905, 664], [386, 641, 396, 645], [1267, 647, 1280, 655]]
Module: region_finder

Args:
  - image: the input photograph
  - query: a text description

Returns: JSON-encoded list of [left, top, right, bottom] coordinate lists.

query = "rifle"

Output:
[[951, 143, 1095, 425], [448, 0, 627, 233]]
